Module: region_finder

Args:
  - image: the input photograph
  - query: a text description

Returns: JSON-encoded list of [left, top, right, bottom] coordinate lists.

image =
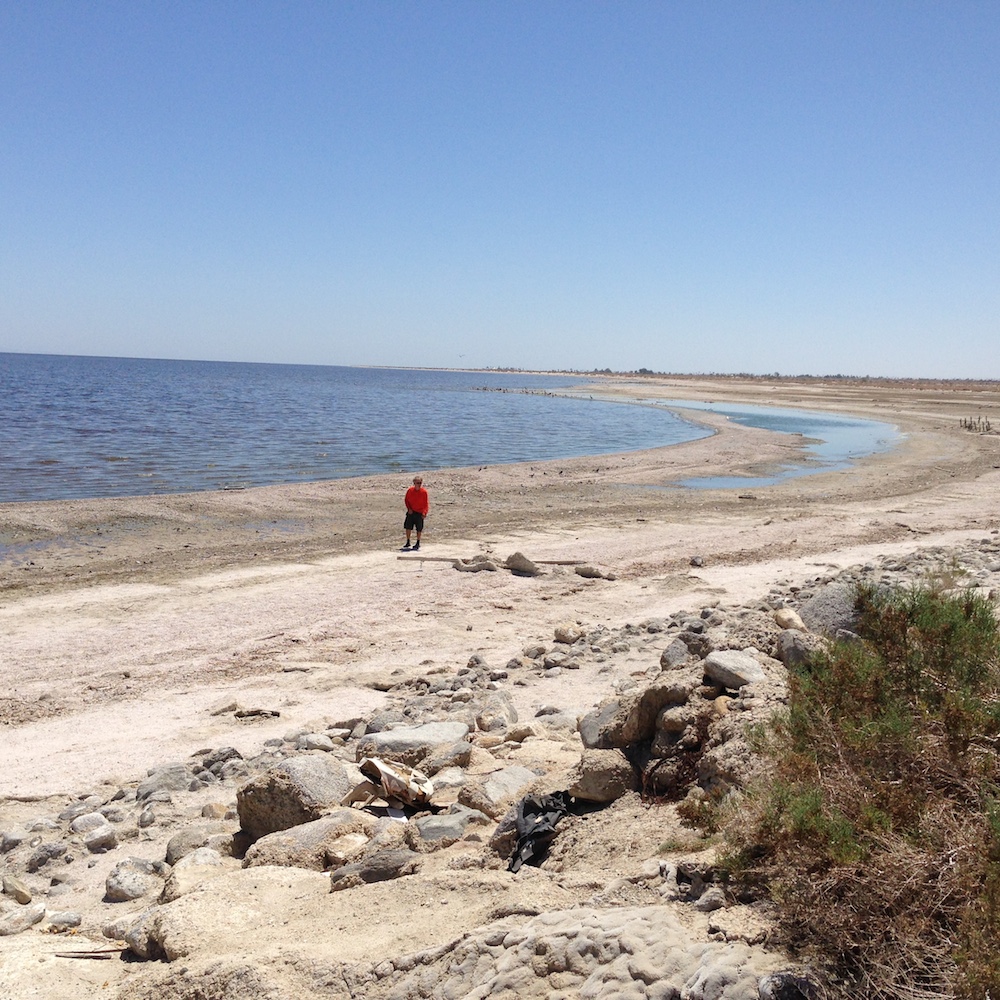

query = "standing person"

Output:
[[402, 475, 429, 551]]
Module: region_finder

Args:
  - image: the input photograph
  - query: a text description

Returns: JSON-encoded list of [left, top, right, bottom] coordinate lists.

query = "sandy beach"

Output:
[[2, 375, 999, 795], [1, 374, 999, 999]]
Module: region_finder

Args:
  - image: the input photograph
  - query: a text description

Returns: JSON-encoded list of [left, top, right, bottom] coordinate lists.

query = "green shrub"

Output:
[[717, 583, 1000, 999]]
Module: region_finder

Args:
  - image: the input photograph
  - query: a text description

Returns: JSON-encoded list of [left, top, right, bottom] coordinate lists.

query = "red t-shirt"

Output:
[[405, 486, 429, 516]]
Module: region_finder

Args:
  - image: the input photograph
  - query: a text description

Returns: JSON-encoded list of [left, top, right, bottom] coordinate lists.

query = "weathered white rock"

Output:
[[554, 622, 586, 644], [773, 607, 806, 631], [137, 763, 191, 801], [0, 902, 46, 936], [459, 765, 538, 819], [83, 822, 117, 853], [296, 733, 336, 752], [703, 649, 767, 689], [105, 858, 163, 903], [70, 811, 109, 834], [505, 552, 542, 577], [355, 721, 470, 767]]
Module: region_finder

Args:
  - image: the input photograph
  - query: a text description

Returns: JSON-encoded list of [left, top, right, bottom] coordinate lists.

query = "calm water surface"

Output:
[[647, 398, 900, 488], [1, 354, 711, 503]]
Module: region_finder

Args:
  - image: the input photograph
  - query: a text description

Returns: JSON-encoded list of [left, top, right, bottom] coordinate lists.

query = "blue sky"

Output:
[[2, 1, 997, 377]]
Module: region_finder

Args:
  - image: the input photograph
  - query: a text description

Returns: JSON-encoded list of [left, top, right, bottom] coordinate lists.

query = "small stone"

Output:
[[27, 843, 66, 872], [297, 733, 336, 752], [2, 876, 31, 904], [83, 823, 117, 853]]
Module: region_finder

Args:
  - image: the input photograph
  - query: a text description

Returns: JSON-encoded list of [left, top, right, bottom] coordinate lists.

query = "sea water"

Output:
[[0, 354, 899, 504], [649, 398, 900, 489], [0, 354, 711, 503]]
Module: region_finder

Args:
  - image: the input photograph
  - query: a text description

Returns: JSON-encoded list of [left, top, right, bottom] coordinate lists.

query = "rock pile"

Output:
[[6, 535, 997, 998]]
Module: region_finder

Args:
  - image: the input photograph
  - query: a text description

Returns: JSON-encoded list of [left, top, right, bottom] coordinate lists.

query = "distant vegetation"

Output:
[[713, 582, 1000, 1000]]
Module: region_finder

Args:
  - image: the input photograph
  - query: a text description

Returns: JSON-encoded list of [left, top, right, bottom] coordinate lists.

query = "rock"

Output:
[[568, 749, 638, 803], [408, 814, 469, 849], [242, 811, 376, 870], [296, 733, 336, 752], [105, 858, 164, 902], [70, 811, 110, 834], [45, 911, 82, 929], [580, 672, 702, 749], [160, 852, 231, 904], [798, 582, 861, 637], [554, 622, 585, 644], [455, 555, 498, 572], [759, 971, 823, 999], [659, 638, 691, 669], [2, 876, 31, 904], [703, 649, 768, 689], [355, 721, 470, 767], [505, 551, 542, 576], [0, 902, 46, 936], [693, 886, 727, 912], [59, 799, 101, 822], [523, 644, 547, 659], [165, 825, 228, 865], [137, 763, 191, 801], [773, 608, 806, 631], [775, 629, 819, 668], [476, 693, 518, 732], [83, 822, 117, 852], [329, 849, 422, 891], [202, 746, 244, 768], [324, 832, 369, 868], [237, 756, 355, 841], [1, 830, 25, 854], [27, 842, 66, 872], [124, 908, 164, 960], [421, 741, 473, 775], [574, 564, 605, 579], [678, 629, 713, 657], [459, 765, 538, 819]]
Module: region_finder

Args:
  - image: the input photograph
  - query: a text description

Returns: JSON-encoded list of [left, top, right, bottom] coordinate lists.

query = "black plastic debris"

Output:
[[508, 791, 572, 873]]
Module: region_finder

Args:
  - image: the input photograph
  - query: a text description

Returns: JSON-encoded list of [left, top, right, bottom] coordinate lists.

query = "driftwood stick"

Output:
[[55, 948, 124, 959], [396, 556, 582, 566]]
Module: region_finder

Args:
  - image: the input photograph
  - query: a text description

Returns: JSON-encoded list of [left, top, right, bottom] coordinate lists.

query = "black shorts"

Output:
[[404, 511, 424, 532]]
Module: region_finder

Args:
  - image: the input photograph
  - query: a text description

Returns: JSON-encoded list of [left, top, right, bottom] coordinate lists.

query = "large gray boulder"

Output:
[[703, 650, 767, 689], [797, 583, 860, 637], [568, 749, 637, 803], [458, 765, 539, 819], [579, 671, 702, 749], [355, 721, 470, 766], [242, 810, 376, 870], [137, 763, 192, 801], [236, 756, 355, 840], [329, 849, 422, 891], [775, 629, 822, 668]]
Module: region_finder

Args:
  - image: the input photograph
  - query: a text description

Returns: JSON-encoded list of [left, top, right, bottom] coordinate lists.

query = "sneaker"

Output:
[[400, 543, 411, 551], [412, 542, 420, 551]]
